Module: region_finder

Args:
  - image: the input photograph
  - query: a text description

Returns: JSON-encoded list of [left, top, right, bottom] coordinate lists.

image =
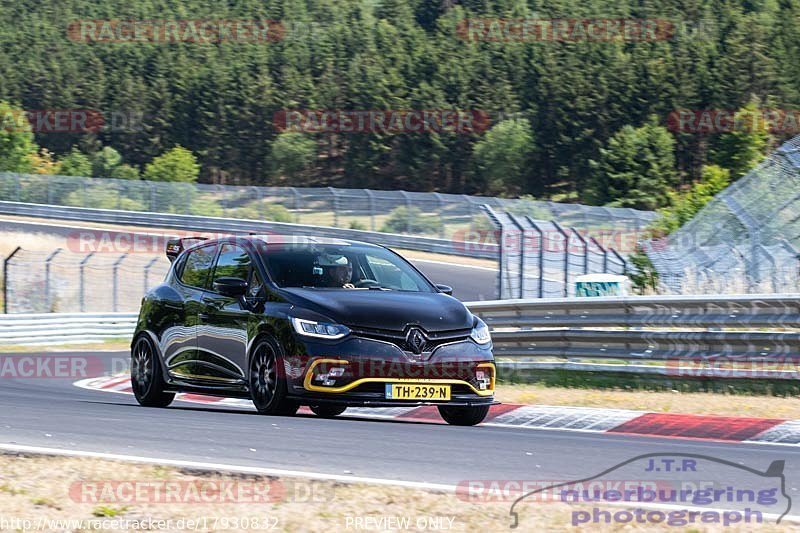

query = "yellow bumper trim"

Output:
[[302, 358, 495, 397]]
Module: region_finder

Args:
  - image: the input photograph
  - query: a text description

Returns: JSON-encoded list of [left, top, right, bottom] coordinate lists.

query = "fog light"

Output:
[[476, 370, 491, 391], [316, 367, 346, 386]]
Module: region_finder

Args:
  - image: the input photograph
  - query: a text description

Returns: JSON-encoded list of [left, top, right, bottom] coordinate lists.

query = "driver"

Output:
[[316, 254, 355, 288]]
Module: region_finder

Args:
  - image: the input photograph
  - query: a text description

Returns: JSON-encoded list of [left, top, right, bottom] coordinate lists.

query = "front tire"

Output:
[[438, 405, 490, 426], [249, 336, 299, 416], [310, 405, 347, 418], [131, 335, 175, 408]]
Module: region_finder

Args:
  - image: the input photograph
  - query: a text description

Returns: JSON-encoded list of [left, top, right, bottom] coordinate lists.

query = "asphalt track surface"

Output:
[[0, 217, 497, 301], [1, 352, 800, 518]]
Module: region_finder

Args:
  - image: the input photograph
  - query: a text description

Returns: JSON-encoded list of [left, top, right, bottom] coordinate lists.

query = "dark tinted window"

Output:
[[213, 244, 252, 285], [259, 244, 432, 292], [179, 244, 217, 289]]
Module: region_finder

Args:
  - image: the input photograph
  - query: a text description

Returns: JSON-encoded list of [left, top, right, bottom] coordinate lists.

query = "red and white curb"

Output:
[[76, 375, 800, 446]]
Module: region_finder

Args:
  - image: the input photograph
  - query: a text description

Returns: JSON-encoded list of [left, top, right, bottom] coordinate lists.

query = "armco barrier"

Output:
[[470, 294, 800, 380], [0, 201, 497, 259], [0, 313, 137, 345], [2, 296, 799, 382]]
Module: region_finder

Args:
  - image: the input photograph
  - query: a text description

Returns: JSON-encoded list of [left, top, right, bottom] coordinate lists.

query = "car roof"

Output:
[[243, 234, 380, 249]]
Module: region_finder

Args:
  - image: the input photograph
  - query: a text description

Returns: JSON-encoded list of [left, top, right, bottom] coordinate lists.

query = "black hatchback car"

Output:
[[131, 235, 495, 425]]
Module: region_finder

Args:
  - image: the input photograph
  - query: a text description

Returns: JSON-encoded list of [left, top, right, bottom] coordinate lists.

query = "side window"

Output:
[[179, 245, 217, 289], [248, 268, 265, 299], [213, 244, 252, 285], [364, 253, 419, 290]]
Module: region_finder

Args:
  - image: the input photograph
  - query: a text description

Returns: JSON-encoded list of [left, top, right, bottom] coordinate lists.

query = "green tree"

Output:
[[654, 165, 731, 235], [472, 118, 535, 196], [144, 146, 200, 183], [109, 164, 140, 180], [710, 100, 770, 180], [269, 132, 316, 180], [91, 146, 123, 178], [58, 148, 92, 176], [588, 119, 678, 210], [0, 101, 36, 172]]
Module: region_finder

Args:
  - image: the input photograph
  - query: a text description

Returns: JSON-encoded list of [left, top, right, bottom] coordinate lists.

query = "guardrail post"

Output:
[[112, 253, 128, 312], [3, 246, 21, 314], [79, 252, 96, 313], [44, 248, 63, 312], [143, 257, 158, 294]]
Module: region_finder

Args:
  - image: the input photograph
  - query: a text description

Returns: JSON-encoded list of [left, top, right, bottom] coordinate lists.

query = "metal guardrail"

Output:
[[469, 294, 800, 380], [0, 201, 498, 260], [0, 313, 137, 345], [3, 296, 799, 382]]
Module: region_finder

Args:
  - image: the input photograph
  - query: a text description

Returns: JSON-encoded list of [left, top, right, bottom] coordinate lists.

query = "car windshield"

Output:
[[259, 243, 433, 292]]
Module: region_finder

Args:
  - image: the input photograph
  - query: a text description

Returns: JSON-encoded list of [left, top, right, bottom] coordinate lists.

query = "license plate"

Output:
[[385, 383, 451, 400]]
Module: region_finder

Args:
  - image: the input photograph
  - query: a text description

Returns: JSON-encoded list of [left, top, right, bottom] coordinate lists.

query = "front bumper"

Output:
[[285, 335, 495, 406]]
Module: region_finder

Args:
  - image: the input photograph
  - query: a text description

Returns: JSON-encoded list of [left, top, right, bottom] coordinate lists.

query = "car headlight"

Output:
[[291, 317, 350, 340], [470, 318, 491, 345]]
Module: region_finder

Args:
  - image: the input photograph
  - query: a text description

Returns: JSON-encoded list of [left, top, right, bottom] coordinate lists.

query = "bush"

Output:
[[228, 203, 294, 222], [63, 184, 145, 211], [349, 220, 367, 230], [380, 206, 440, 234], [144, 146, 200, 183]]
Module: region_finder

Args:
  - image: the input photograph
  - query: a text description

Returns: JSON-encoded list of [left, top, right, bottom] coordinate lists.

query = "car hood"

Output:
[[279, 288, 474, 332]]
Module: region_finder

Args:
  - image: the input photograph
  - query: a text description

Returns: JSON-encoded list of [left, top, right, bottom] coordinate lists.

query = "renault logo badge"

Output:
[[405, 327, 427, 355]]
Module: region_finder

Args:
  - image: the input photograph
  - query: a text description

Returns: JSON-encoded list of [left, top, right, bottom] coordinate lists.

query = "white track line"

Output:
[[1, 443, 796, 524], [0, 443, 456, 491]]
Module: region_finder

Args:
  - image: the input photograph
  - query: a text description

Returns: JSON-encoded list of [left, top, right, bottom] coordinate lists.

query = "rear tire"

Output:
[[438, 405, 490, 426], [249, 336, 299, 416], [310, 405, 347, 418], [131, 335, 175, 408]]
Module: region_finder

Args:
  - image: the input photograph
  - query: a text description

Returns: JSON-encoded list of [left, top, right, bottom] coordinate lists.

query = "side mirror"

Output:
[[213, 277, 248, 297], [435, 284, 453, 296]]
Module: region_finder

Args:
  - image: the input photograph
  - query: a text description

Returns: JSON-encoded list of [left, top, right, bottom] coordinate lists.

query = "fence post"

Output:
[[79, 252, 96, 313], [365, 189, 376, 231], [112, 253, 128, 312], [329, 187, 339, 227], [433, 192, 446, 238], [552, 221, 569, 297], [591, 237, 608, 272], [144, 257, 158, 294], [290, 187, 301, 223], [44, 248, 63, 313], [3, 246, 22, 314], [400, 191, 412, 233], [572, 228, 589, 275], [525, 217, 545, 299], [507, 213, 526, 299], [481, 205, 504, 299]]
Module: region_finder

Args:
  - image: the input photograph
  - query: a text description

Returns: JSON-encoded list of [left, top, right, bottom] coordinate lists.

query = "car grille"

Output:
[[347, 326, 471, 353]]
